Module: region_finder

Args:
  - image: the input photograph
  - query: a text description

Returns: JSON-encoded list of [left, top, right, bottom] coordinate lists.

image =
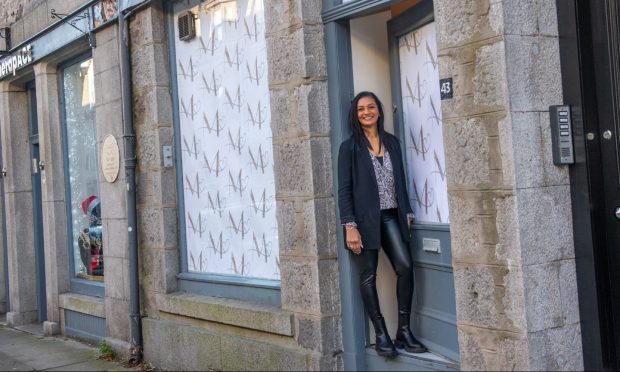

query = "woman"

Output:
[[338, 91, 426, 357]]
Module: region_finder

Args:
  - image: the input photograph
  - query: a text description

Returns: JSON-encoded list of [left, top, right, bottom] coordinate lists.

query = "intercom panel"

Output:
[[549, 105, 574, 165]]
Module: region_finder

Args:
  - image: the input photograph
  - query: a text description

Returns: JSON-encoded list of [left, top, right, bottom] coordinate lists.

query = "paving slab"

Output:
[[0, 325, 133, 371]]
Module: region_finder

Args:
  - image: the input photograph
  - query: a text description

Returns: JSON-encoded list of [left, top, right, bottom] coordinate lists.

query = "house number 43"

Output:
[[439, 78, 453, 100]]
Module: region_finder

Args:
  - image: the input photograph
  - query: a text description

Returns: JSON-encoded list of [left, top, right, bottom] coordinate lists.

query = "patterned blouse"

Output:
[[369, 149, 398, 210]]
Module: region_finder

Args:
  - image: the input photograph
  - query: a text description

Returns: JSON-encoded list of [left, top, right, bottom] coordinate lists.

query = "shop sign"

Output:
[[0, 45, 33, 78], [101, 134, 120, 183]]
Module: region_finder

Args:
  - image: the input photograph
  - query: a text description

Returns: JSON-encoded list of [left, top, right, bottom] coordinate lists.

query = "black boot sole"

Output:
[[376, 348, 398, 358], [394, 340, 427, 354]]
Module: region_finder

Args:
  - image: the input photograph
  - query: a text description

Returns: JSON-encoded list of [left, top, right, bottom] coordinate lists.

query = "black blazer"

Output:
[[338, 133, 413, 251]]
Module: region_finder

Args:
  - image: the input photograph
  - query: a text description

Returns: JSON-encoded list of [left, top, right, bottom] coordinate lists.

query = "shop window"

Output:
[[170, 0, 280, 300], [61, 55, 104, 295]]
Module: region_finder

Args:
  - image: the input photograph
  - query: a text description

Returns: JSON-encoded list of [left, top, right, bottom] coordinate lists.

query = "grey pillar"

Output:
[[33, 62, 70, 335], [433, 0, 583, 369], [0, 81, 38, 326]]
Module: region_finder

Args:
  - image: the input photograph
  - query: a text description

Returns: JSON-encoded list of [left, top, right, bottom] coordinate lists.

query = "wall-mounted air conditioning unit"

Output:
[[177, 11, 196, 41]]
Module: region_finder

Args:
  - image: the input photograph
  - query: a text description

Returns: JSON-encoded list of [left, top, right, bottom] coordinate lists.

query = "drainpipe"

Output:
[[1, 157, 8, 314], [118, 6, 141, 364]]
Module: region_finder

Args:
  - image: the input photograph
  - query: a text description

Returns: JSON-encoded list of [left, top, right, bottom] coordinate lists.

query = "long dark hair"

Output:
[[347, 91, 386, 152]]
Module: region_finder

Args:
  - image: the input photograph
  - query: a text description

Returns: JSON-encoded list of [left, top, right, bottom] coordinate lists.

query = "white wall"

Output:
[[350, 11, 394, 133]]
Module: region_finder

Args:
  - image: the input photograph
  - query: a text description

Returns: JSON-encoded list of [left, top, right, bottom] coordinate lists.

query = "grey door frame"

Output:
[[27, 80, 47, 322], [323, 0, 457, 370], [387, 1, 459, 362]]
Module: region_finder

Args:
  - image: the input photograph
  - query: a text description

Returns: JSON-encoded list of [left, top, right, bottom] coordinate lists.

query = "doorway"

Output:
[[328, 0, 458, 370], [27, 81, 46, 323], [559, 0, 620, 369]]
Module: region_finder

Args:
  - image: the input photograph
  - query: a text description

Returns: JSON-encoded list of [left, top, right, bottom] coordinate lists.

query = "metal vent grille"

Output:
[[178, 11, 196, 41], [64, 309, 106, 342]]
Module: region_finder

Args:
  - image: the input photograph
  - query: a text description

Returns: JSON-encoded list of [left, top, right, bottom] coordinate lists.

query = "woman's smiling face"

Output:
[[357, 96, 380, 128]]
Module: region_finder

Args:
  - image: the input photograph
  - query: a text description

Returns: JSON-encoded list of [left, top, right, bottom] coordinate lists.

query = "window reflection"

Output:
[[92, 0, 118, 28], [62, 57, 104, 282]]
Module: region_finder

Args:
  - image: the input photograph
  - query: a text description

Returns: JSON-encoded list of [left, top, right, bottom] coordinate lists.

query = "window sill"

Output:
[[59, 293, 105, 318], [156, 292, 293, 337]]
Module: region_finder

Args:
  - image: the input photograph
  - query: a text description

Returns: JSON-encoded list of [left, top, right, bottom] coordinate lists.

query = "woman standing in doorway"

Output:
[[338, 91, 426, 358]]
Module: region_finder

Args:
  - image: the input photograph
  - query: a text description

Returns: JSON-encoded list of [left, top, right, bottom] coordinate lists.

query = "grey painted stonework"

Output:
[[435, 0, 583, 369]]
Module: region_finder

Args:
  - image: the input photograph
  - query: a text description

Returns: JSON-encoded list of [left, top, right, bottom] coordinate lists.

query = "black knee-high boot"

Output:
[[394, 312, 427, 353], [370, 315, 398, 358], [355, 250, 397, 358]]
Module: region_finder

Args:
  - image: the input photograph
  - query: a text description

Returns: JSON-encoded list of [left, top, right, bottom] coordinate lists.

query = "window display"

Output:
[[62, 57, 103, 281]]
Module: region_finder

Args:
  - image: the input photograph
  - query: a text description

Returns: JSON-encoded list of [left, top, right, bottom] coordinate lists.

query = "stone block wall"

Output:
[[91, 22, 133, 352], [265, 1, 342, 369], [135, 0, 342, 370], [434, 0, 583, 370], [0, 0, 86, 45]]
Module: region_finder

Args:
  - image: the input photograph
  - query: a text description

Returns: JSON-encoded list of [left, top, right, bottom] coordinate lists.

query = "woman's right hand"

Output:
[[346, 228, 363, 254]]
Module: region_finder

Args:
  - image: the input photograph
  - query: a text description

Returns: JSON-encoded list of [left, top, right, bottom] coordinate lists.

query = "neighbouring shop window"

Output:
[[173, 0, 279, 281], [399, 22, 450, 223], [62, 57, 104, 282]]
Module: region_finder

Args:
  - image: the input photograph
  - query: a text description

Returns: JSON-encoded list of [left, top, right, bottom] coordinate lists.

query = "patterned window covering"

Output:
[[174, 0, 279, 280], [399, 22, 450, 224]]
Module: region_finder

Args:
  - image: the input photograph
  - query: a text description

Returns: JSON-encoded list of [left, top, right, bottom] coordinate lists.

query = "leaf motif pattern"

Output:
[[399, 22, 450, 223], [175, 0, 279, 279]]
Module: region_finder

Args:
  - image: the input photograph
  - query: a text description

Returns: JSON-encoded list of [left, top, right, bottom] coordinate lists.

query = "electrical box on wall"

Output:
[[0, 27, 10, 53], [550, 105, 575, 165]]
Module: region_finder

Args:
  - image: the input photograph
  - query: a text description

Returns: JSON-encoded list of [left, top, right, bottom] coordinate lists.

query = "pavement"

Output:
[[0, 323, 137, 371]]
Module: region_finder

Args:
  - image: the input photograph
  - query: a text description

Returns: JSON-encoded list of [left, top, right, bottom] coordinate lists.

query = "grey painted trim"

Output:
[[165, 1, 188, 275], [177, 274, 281, 306], [414, 260, 454, 272], [322, 0, 341, 13], [416, 306, 456, 326], [59, 51, 104, 298], [1, 86, 8, 312], [28, 82, 47, 322], [177, 272, 280, 289], [324, 19, 368, 371], [64, 309, 106, 342], [119, 0, 149, 12], [166, 0, 281, 301], [322, 0, 402, 23], [411, 223, 449, 232], [365, 349, 458, 371]]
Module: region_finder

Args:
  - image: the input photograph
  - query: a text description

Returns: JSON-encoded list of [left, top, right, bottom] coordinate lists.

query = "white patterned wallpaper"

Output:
[[399, 22, 450, 223], [174, 0, 279, 280]]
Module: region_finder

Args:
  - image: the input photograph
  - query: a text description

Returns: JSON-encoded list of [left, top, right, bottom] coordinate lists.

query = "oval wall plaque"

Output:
[[101, 134, 120, 183]]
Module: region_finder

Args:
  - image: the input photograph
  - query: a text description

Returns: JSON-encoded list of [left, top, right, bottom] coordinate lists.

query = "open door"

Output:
[[388, 0, 459, 362]]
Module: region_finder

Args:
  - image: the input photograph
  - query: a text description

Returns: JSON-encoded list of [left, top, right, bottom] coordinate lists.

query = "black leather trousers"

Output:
[[352, 208, 413, 322]]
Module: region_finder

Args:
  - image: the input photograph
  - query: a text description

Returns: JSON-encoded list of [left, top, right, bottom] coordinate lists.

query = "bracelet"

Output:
[[343, 222, 357, 231]]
